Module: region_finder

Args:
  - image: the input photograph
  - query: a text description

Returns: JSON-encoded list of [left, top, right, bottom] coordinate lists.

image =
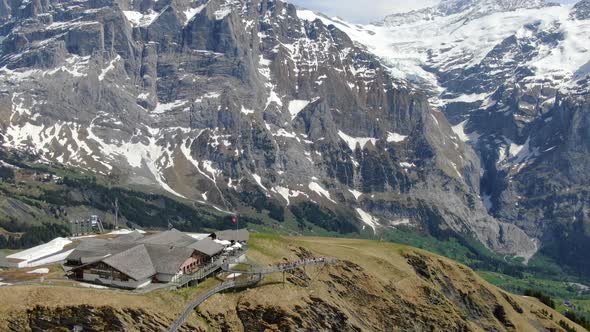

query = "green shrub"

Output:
[[559, 320, 577, 332], [0, 166, 15, 182], [290, 202, 359, 234], [564, 311, 590, 331], [524, 289, 555, 309]]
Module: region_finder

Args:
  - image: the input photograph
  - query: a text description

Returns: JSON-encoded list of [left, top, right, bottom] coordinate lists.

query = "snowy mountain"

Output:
[[382, 0, 554, 26], [0, 0, 540, 260], [2, 0, 590, 277], [304, 0, 588, 105], [303, 0, 590, 276]]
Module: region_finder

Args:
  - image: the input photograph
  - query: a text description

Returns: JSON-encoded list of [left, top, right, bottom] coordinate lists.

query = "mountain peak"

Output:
[[383, 0, 556, 26], [437, 0, 552, 16]]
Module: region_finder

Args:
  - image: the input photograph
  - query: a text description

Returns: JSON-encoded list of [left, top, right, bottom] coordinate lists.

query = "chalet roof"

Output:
[[188, 237, 225, 256], [111, 231, 145, 243], [80, 254, 111, 264], [144, 245, 195, 275], [138, 229, 197, 247], [213, 229, 249, 242], [67, 229, 245, 281], [66, 239, 135, 262], [103, 244, 156, 281]]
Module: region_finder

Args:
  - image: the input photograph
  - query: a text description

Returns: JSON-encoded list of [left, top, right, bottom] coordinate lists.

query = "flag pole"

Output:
[[232, 213, 238, 242]]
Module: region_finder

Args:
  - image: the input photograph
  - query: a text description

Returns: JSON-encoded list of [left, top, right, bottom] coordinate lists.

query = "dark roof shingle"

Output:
[[138, 229, 198, 247], [144, 245, 195, 275], [111, 231, 145, 243], [188, 238, 225, 256], [66, 239, 135, 262], [103, 244, 156, 281]]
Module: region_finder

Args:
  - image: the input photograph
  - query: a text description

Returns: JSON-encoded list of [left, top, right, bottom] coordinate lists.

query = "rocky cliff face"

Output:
[[489, 94, 590, 276], [0, 0, 537, 256], [401, 1, 590, 274], [7, 305, 196, 332], [308, 0, 590, 276]]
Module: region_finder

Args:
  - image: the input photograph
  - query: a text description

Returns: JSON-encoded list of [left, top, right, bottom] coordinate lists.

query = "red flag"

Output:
[[231, 216, 237, 224]]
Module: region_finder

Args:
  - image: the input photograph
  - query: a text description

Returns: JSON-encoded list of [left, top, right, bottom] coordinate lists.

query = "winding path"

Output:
[[167, 257, 337, 332]]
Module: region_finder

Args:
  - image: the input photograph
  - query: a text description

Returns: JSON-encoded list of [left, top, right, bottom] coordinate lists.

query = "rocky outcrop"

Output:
[[237, 297, 361, 332], [488, 94, 590, 275], [405, 252, 515, 330], [572, 0, 590, 20], [6, 305, 200, 332]]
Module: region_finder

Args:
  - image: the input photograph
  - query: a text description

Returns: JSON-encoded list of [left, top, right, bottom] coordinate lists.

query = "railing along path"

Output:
[[167, 256, 336, 332]]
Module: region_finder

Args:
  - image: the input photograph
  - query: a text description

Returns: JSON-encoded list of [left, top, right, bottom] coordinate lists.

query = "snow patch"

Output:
[[390, 218, 410, 226], [265, 90, 283, 109], [348, 189, 362, 200], [272, 186, 305, 205], [79, 282, 108, 289], [7, 237, 72, 267], [355, 208, 378, 233], [123, 10, 159, 27], [288, 100, 310, 120], [252, 174, 268, 191], [153, 100, 188, 114], [308, 182, 335, 203], [184, 4, 207, 25], [195, 92, 221, 103], [98, 55, 121, 81], [444, 92, 489, 103], [241, 106, 255, 115], [46, 55, 90, 78], [338, 131, 377, 151], [386, 132, 407, 143], [27, 268, 49, 274], [399, 162, 416, 168]]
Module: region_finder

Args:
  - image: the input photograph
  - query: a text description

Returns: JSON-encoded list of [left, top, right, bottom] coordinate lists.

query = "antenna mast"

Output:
[[114, 197, 119, 229]]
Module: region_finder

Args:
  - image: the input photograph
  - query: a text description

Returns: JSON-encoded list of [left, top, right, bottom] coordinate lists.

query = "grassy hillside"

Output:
[[384, 227, 590, 324], [0, 234, 585, 331]]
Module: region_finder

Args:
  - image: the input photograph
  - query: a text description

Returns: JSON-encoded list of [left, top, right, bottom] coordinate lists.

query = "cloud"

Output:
[[289, 0, 440, 23]]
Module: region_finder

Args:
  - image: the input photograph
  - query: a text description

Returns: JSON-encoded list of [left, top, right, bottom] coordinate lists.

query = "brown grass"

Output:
[[0, 234, 585, 331]]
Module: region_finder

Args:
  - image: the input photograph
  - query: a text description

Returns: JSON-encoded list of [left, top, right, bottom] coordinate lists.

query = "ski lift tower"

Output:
[[90, 215, 105, 233]]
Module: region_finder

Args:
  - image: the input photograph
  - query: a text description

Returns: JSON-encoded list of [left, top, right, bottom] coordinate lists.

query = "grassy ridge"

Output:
[[383, 227, 590, 322]]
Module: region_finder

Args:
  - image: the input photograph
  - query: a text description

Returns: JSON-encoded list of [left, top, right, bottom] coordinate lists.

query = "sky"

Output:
[[289, 0, 579, 23]]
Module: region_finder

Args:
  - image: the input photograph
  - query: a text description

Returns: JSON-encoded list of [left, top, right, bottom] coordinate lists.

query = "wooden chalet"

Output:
[[65, 228, 244, 289]]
